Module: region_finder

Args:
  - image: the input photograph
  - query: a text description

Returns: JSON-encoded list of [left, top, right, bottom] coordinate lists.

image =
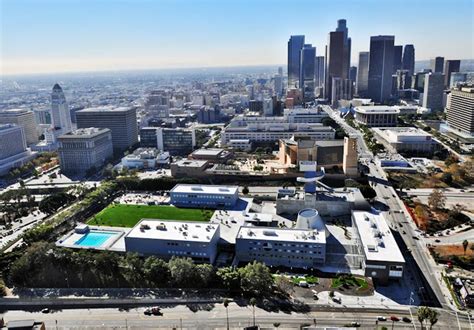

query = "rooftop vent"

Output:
[[263, 230, 277, 236], [156, 224, 167, 231]]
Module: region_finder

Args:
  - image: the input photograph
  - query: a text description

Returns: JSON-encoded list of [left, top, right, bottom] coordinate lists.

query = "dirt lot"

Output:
[[432, 244, 474, 258]]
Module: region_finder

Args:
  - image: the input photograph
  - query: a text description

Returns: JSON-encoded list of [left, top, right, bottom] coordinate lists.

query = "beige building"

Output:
[[0, 108, 39, 144], [279, 136, 358, 175]]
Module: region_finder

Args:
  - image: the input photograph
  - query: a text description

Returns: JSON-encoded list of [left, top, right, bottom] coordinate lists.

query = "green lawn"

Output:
[[331, 275, 368, 290], [291, 275, 319, 285], [87, 204, 214, 228]]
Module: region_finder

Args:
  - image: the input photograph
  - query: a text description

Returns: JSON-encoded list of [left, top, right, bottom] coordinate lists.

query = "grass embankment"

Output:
[[88, 204, 214, 227], [331, 275, 368, 290]]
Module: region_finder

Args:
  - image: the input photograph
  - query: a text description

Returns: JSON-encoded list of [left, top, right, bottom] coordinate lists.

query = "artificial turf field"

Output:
[[87, 204, 214, 227]]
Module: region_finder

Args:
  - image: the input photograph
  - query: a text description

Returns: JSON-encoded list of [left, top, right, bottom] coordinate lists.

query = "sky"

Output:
[[1, 0, 473, 75]]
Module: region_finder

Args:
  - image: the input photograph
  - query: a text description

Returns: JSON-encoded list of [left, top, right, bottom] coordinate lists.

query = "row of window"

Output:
[[167, 250, 208, 257], [173, 194, 233, 199], [166, 242, 209, 248], [247, 253, 324, 261], [251, 241, 322, 248], [248, 247, 323, 254]]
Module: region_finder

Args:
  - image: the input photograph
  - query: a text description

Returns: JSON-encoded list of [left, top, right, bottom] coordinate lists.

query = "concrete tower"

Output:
[[343, 136, 358, 176], [51, 83, 72, 134]]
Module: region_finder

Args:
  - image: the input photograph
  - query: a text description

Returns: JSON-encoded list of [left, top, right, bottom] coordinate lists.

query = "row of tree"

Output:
[[8, 242, 274, 296]]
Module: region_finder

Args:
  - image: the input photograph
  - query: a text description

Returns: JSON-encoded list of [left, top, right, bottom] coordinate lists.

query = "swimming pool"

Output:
[[74, 231, 118, 247]]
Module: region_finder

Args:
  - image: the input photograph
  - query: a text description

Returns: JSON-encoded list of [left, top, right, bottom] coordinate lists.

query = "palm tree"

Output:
[[428, 309, 438, 329], [249, 297, 257, 326], [223, 298, 230, 330], [462, 240, 469, 255], [417, 306, 431, 329], [273, 322, 281, 329]]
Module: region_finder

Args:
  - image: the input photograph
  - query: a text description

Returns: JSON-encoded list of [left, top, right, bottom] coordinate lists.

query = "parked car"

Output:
[[332, 297, 342, 304], [377, 316, 387, 321], [402, 317, 412, 323], [390, 316, 400, 322], [41, 308, 50, 314]]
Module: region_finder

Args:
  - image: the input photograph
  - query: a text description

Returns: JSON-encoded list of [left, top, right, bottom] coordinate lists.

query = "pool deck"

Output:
[[56, 225, 129, 252]]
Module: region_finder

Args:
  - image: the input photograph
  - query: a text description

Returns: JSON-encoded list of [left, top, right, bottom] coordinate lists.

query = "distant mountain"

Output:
[[415, 59, 474, 72]]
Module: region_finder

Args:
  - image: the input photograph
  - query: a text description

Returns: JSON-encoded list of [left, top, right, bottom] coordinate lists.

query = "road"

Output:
[[2, 303, 472, 329], [321, 106, 451, 309]]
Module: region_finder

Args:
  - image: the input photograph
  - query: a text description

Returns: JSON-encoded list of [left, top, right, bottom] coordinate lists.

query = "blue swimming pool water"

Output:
[[74, 231, 117, 247]]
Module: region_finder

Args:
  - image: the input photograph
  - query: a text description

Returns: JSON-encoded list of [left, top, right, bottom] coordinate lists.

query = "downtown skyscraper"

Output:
[[402, 44, 415, 76], [287, 35, 305, 89], [356, 51, 369, 97], [368, 35, 395, 104], [51, 83, 72, 134], [325, 19, 351, 103], [444, 60, 461, 87], [300, 44, 316, 100]]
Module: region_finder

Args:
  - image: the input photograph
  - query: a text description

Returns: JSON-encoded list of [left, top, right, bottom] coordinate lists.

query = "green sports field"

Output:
[[87, 204, 214, 228]]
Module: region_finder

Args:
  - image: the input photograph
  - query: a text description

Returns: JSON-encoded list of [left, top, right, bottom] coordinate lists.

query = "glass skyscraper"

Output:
[[368, 35, 395, 104], [287, 35, 305, 89]]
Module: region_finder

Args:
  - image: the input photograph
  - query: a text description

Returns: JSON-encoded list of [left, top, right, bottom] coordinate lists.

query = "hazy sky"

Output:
[[1, 0, 473, 75]]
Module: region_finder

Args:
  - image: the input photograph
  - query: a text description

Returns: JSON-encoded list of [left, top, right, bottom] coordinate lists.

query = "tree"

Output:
[[428, 189, 446, 210], [273, 322, 281, 328], [239, 261, 273, 296], [168, 257, 196, 287], [417, 306, 431, 329], [223, 298, 230, 330], [216, 267, 241, 292], [462, 240, 469, 255], [359, 185, 377, 200], [242, 186, 249, 195], [441, 172, 453, 185], [195, 263, 214, 287], [428, 308, 439, 329], [143, 257, 170, 286], [39, 192, 74, 215], [275, 276, 293, 295], [249, 297, 257, 326]]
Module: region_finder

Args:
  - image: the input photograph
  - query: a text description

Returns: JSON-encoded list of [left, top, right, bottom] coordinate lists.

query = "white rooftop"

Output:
[[192, 148, 224, 156], [126, 219, 219, 242], [174, 159, 208, 167], [171, 184, 238, 195], [236, 226, 326, 244], [355, 106, 400, 114], [352, 211, 405, 263]]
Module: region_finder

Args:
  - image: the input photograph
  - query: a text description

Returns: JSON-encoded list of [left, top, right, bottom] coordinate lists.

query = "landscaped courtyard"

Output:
[[87, 204, 214, 227]]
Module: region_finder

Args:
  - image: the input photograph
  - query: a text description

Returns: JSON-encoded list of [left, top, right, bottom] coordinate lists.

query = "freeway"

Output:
[[1, 303, 472, 329], [321, 106, 451, 309]]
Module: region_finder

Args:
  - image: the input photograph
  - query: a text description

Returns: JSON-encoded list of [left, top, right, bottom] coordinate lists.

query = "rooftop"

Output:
[[191, 148, 225, 157], [173, 159, 209, 168], [236, 226, 326, 244], [352, 211, 405, 264], [59, 127, 110, 138], [125, 219, 219, 242], [355, 106, 400, 114], [0, 108, 32, 115], [170, 184, 239, 195], [77, 106, 135, 113]]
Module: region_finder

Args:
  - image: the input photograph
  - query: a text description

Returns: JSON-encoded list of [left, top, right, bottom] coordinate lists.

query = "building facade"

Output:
[[430, 56, 444, 73], [354, 106, 399, 127], [76, 106, 138, 152], [444, 60, 461, 88], [402, 44, 415, 76], [422, 72, 445, 111], [356, 51, 369, 97], [446, 85, 474, 136], [124, 220, 220, 263], [140, 127, 197, 155], [0, 109, 38, 144], [170, 184, 239, 208], [51, 83, 72, 134], [287, 35, 305, 89], [300, 44, 316, 100], [368, 36, 395, 104], [57, 128, 113, 175], [235, 226, 326, 268]]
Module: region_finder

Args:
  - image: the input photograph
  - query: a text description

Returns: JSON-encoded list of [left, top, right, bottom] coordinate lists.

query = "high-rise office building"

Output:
[[76, 106, 138, 152], [349, 66, 357, 82], [450, 72, 467, 88], [444, 60, 461, 87], [413, 69, 432, 93], [325, 19, 351, 101], [368, 36, 395, 104], [395, 70, 412, 91], [300, 44, 316, 100], [422, 72, 445, 111], [393, 45, 403, 74], [57, 128, 113, 175], [402, 44, 415, 76], [314, 56, 325, 90], [51, 84, 72, 134], [356, 51, 369, 97], [274, 67, 283, 97], [331, 77, 353, 106], [263, 98, 274, 116], [288, 35, 305, 89], [0, 109, 38, 145], [0, 124, 35, 176], [430, 57, 444, 73], [446, 84, 474, 135], [278, 66, 283, 76]]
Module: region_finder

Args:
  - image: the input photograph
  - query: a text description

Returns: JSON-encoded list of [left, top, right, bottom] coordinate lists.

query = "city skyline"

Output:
[[1, 0, 473, 75]]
